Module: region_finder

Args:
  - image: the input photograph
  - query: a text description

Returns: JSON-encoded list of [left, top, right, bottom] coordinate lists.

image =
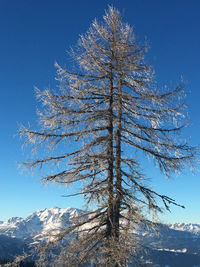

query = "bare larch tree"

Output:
[[19, 6, 196, 267]]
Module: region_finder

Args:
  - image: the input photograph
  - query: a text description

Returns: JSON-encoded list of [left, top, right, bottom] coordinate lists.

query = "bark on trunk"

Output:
[[106, 62, 114, 242], [113, 78, 122, 267]]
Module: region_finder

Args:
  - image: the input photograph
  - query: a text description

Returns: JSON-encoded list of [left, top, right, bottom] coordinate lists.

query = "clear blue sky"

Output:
[[0, 0, 200, 223]]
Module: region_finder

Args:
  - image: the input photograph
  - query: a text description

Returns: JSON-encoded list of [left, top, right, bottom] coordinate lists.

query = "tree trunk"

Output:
[[113, 77, 122, 267], [106, 63, 114, 266]]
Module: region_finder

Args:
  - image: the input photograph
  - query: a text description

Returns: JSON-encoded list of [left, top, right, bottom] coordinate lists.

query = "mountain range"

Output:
[[1, 207, 200, 266]]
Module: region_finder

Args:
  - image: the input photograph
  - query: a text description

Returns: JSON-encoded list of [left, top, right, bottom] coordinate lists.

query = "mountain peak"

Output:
[[0, 206, 82, 241], [1, 207, 200, 266], [7, 217, 23, 224]]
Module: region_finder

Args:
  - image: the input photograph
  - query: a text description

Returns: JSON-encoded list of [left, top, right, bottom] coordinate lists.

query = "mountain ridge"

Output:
[[1, 207, 200, 266], [1, 206, 200, 243]]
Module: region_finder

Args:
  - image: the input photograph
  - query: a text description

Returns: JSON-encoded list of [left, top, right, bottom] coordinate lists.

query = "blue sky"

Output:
[[0, 0, 200, 223]]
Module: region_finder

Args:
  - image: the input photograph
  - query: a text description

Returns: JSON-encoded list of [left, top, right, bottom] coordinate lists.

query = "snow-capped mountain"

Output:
[[0, 207, 83, 242], [2, 207, 200, 242], [1, 207, 200, 266], [169, 222, 200, 235]]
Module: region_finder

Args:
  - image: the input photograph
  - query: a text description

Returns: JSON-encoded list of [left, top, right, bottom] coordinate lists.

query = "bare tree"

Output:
[[19, 6, 196, 267]]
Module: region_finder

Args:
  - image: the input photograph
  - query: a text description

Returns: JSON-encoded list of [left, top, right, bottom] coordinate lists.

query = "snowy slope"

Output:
[[1, 207, 200, 266], [169, 223, 200, 235], [0, 207, 83, 242], [1, 207, 200, 244]]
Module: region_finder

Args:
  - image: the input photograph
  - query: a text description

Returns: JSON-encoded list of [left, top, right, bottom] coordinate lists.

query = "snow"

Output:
[[0, 207, 82, 241], [1, 207, 200, 242], [157, 248, 187, 253], [1, 206, 200, 262], [169, 223, 200, 235]]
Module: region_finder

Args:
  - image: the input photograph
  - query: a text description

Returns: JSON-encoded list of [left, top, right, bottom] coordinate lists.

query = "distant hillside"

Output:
[[1, 207, 200, 266]]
